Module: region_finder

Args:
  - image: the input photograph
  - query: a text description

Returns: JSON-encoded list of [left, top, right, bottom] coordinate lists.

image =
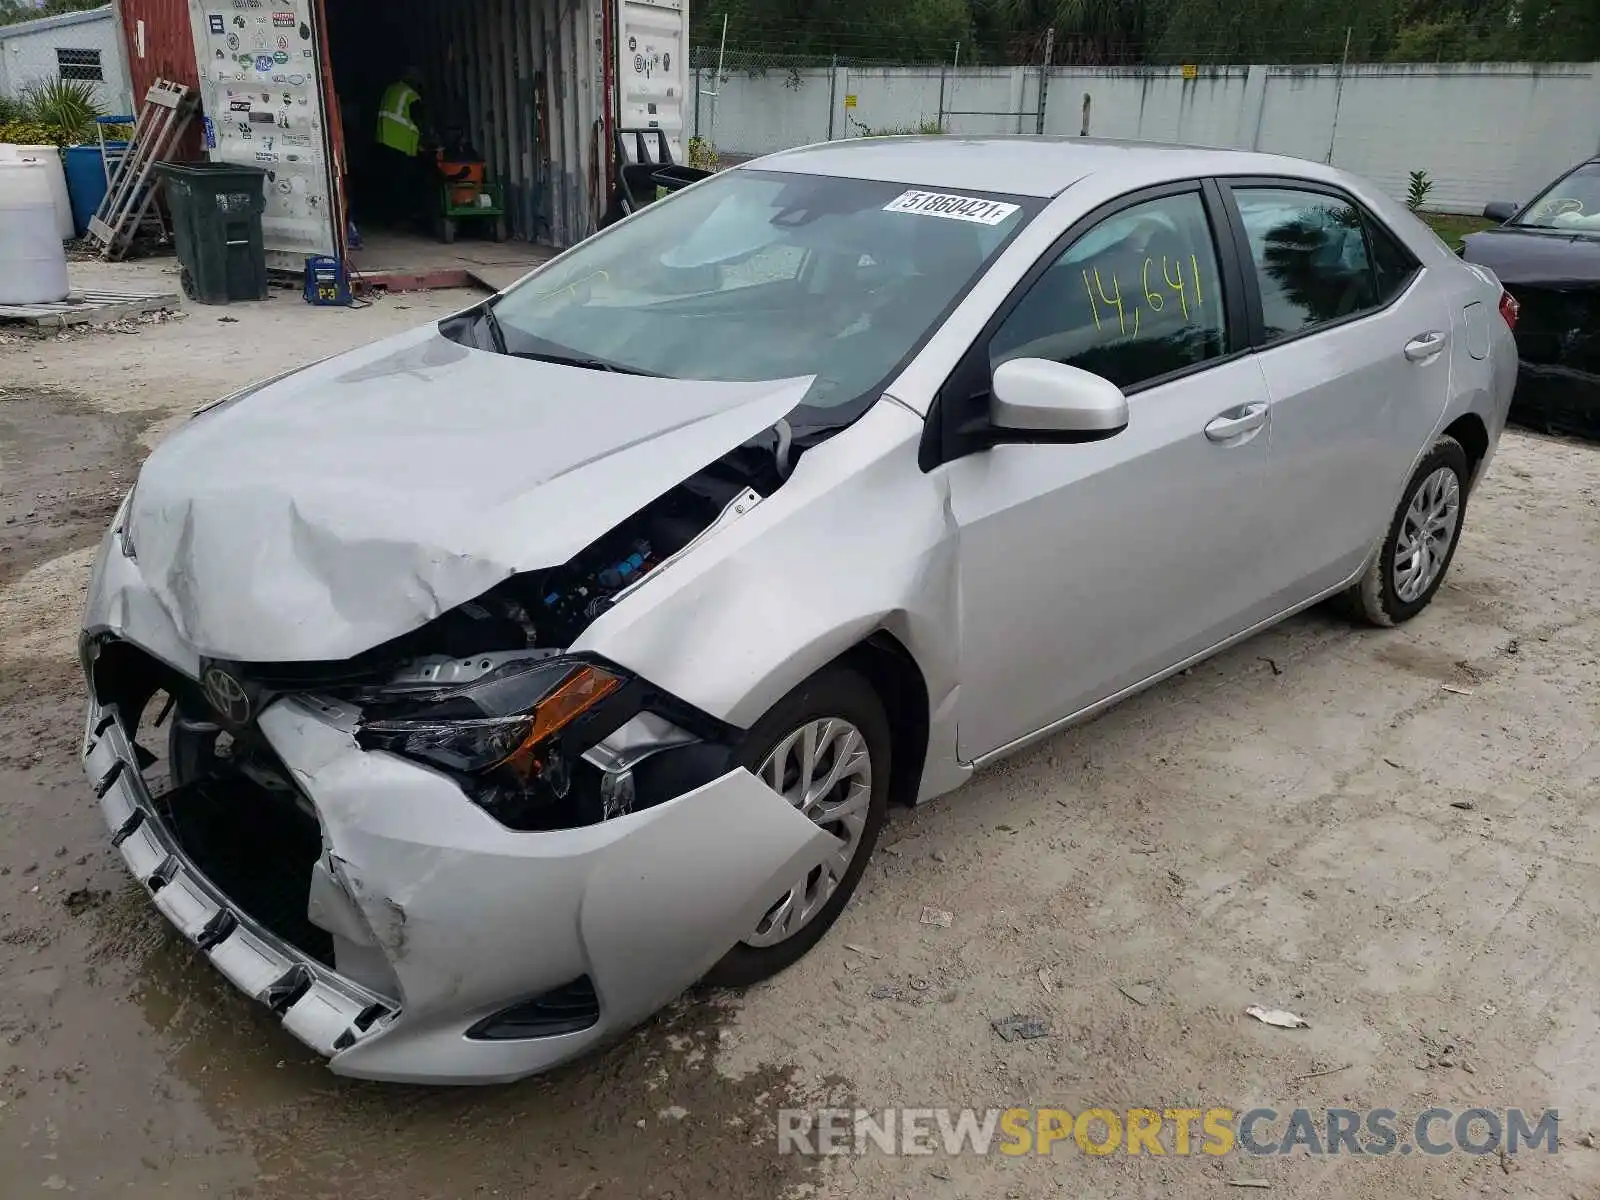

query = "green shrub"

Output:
[[19, 77, 105, 144], [0, 93, 31, 124], [858, 120, 946, 137], [687, 135, 719, 171], [0, 119, 68, 147], [1406, 169, 1435, 212]]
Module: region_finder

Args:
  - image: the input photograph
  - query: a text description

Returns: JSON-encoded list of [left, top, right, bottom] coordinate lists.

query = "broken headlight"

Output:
[[356, 657, 624, 800]]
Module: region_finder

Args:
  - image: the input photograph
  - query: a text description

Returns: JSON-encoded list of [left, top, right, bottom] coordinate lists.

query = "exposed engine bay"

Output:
[[370, 443, 775, 657]]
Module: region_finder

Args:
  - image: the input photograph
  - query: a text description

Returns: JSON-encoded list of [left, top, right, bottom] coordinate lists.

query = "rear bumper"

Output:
[[82, 687, 832, 1083]]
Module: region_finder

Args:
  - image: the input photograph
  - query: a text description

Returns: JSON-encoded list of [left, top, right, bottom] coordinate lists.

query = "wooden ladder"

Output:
[[87, 79, 196, 262]]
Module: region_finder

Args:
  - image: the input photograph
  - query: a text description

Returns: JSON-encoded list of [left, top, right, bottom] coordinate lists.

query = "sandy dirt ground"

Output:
[[1, 261, 1598, 1199]]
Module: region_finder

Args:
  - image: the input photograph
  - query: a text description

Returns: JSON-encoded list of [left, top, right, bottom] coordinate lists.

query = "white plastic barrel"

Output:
[[0, 144, 74, 239], [0, 159, 71, 305]]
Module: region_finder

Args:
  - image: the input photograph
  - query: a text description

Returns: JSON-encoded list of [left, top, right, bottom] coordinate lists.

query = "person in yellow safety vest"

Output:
[[372, 67, 430, 226]]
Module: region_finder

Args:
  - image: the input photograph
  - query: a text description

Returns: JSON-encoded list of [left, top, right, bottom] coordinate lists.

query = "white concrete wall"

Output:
[[0, 8, 132, 116], [1314, 63, 1600, 211], [693, 59, 1600, 213], [1043, 67, 1258, 147]]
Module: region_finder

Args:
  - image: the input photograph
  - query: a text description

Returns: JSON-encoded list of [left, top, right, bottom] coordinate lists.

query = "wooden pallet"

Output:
[[86, 80, 195, 262], [0, 289, 181, 328]]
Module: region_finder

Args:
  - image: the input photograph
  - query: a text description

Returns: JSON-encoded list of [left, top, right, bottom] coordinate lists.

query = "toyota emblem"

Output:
[[202, 668, 251, 724]]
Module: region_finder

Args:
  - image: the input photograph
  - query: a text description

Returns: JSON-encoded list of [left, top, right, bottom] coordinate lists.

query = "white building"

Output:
[[0, 6, 132, 116]]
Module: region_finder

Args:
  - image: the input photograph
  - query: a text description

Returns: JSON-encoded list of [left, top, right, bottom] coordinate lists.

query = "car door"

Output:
[[937, 182, 1280, 762], [1222, 180, 1454, 604]]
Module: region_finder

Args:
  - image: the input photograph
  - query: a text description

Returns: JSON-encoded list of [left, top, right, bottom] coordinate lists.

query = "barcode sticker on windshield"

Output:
[[883, 190, 1020, 225]]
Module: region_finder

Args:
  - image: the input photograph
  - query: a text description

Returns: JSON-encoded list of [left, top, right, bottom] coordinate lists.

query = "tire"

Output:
[[1345, 435, 1470, 627], [702, 665, 891, 988]]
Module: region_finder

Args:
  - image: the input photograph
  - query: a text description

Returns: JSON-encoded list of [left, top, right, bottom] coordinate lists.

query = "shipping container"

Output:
[[115, 0, 687, 270]]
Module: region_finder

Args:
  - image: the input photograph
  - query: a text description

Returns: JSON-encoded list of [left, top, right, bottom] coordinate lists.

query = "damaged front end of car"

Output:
[[80, 385, 839, 1083]]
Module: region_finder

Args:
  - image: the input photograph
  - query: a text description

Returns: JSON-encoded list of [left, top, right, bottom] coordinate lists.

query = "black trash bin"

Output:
[[156, 162, 270, 305]]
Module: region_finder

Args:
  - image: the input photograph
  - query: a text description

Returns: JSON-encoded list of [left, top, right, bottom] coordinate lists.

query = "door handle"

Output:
[[1404, 330, 1448, 362], [1204, 402, 1268, 443]]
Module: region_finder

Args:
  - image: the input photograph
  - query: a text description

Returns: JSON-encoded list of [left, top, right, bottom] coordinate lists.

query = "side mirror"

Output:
[[990, 357, 1129, 441], [1482, 200, 1518, 224]]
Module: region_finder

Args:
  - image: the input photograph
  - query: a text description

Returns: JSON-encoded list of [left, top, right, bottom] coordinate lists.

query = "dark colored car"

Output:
[[1461, 158, 1600, 439]]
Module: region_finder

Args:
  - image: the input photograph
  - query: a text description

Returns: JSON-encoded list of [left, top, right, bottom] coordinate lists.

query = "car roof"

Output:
[[750, 135, 1349, 199]]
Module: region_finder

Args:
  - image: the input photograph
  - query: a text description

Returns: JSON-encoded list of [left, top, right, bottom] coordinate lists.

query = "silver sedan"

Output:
[[79, 137, 1516, 1083]]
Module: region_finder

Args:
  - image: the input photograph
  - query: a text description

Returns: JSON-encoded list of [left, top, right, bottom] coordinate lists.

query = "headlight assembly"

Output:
[[357, 657, 624, 796], [353, 652, 740, 831]]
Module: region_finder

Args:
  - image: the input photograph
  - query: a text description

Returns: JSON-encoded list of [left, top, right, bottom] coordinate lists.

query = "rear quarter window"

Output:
[[1365, 215, 1421, 304]]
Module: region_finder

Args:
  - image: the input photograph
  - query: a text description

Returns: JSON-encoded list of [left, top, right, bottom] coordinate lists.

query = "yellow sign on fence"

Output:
[[843, 94, 857, 108], [1180, 64, 1198, 79]]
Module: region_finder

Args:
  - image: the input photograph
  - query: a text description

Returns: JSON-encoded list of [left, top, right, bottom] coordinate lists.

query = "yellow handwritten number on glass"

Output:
[[1142, 258, 1164, 312], [1093, 268, 1127, 336], [1085, 256, 1205, 335], [1162, 257, 1189, 320]]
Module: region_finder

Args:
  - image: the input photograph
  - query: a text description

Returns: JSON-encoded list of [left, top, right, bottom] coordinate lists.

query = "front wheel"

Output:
[[1345, 434, 1470, 626], [702, 665, 890, 988]]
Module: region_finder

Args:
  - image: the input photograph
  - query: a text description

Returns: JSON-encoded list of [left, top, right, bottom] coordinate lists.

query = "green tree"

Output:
[[1, 0, 108, 26], [691, 0, 1600, 65]]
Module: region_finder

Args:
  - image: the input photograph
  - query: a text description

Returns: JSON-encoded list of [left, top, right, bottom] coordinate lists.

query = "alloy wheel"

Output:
[[745, 717, 873, 948], [1393, 465, 1461, 603]]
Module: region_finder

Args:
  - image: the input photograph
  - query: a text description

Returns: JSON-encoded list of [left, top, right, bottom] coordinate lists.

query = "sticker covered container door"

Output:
[[617, 0, 687, 163], [186, 0, 338, 270]]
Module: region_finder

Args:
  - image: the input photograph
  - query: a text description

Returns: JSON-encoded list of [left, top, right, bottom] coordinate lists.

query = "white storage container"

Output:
[[0, 159, 72, 305], [0, 144, 74, 239]]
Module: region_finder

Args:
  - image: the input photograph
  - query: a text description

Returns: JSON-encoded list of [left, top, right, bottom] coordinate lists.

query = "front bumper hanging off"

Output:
[[81, 685, 835, 1084], [83, 701, 390, 1056]]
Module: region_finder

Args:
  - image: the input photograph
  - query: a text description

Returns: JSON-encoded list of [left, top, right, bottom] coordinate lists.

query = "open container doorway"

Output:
[[169, 0, 688, 287], [315, 0, 523, 287]]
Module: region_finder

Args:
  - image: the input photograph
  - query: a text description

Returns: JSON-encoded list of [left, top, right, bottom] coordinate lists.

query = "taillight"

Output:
[[1498, 290, 1520, 330]]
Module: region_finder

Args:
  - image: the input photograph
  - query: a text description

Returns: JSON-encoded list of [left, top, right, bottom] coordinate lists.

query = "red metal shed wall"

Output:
[[115, 0, 202, 155]]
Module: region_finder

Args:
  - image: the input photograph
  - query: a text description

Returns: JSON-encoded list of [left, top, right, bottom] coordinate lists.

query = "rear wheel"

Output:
[[1345, 435, 1469, 626], [702, 665, 890, 988]]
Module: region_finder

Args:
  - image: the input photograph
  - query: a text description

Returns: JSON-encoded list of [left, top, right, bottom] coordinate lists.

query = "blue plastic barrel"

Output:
[[64, 143, 128, 236]]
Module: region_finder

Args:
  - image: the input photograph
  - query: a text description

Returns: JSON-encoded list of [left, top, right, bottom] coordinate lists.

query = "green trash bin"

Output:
[[155, 162, 270, 304]]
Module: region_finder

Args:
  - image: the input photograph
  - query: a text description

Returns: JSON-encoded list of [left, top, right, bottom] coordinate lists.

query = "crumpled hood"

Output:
[[128, 324, 811, 663]]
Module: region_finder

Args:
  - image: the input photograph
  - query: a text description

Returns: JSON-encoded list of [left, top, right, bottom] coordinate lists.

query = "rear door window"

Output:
[[1232, 187, 1379, 340]]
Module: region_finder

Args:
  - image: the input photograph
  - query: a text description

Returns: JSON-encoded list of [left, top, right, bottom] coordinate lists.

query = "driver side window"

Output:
[[989, 190, 1228, 391]]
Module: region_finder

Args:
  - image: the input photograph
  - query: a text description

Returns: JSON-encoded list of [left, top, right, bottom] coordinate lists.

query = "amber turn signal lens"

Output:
[[500, 664, 623, 774]]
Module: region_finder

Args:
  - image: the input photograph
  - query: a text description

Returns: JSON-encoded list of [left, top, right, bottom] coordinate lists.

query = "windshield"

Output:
[[488, 170, 1037, 412], [1513, 163, 1600, 232]]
